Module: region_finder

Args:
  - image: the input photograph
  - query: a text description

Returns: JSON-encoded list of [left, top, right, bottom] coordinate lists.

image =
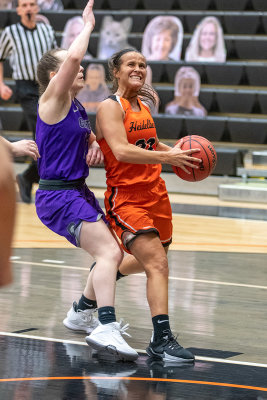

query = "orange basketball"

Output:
[[172, 135, 217, 182]]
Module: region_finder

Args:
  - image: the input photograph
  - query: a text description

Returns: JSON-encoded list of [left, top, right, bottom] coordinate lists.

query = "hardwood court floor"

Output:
[[13, 188, 267, 253], [0, 189, 267, 399]]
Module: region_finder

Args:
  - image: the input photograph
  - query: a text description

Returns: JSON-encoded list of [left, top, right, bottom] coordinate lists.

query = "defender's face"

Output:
[[51, 50, 85, 93]]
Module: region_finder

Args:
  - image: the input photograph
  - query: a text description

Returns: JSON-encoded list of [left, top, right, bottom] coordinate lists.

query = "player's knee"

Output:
[[146, 256, 169, 277], [108, 244, 124, 268]]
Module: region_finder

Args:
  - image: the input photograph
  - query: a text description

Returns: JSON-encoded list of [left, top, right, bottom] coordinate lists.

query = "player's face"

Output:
[[86, 70, 102, 91], [150, 29, 173, 60], [199, 22, 217, 52], [179, 78, 195, 97], [73, 64, 85, 92], [17, 0, 39, 19], [115, 52, 147, 91]]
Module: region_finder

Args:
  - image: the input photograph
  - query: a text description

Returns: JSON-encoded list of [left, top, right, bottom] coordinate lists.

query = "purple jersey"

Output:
[[35, 98, 108, 247], [36, 98, 91, 180]]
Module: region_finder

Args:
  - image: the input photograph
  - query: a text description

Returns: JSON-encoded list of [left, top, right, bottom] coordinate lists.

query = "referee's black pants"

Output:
[[15, 80, 39, 184]]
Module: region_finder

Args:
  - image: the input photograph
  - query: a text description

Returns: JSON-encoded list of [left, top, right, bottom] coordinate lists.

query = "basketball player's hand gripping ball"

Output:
[[172, 135, 217, 182]]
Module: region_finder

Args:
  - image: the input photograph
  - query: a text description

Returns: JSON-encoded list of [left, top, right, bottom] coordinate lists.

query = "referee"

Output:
[[0, 0, 57, 203]]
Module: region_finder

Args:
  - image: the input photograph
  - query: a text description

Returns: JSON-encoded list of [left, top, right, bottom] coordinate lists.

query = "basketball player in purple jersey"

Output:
[[34, 0, 138, 361]]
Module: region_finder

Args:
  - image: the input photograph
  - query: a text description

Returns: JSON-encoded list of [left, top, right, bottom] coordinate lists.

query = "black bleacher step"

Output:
[[143, 0, 174, 10], [213, 0, 248, 10], [0, 106, 25, 131], [4, 132, 247, 177], [228, 118, 267, 144], [4, 82, 267, 116], [178, 0, 211, 10], [1, 107, 267, 144], [1, 0, 264, 11], [215, 91, 256, 113], [251, 0, 267, 11], [73, 0, 106, 9], [108, 0, 140, 10], [195, 87, 267, 115], [213, 147, 243, 175], [2, 10, 267, 34]]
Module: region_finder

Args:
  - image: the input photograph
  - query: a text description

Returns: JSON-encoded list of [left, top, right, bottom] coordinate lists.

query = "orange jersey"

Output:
[[97, 95, 161, 188]]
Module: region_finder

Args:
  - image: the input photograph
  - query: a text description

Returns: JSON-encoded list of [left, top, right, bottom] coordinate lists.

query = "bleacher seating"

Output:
[[212, 148, 243, 176], [0, 106, 25, 131], [178, 0, 211, 10], [251, 0, 267, 10], [213, 0, 248, 11], [108, 0, 140, 10], [1, 1, 267, 177], [2, 9, 267, 34], [215, 91, 256, 114], [228, 119, 267, 144]]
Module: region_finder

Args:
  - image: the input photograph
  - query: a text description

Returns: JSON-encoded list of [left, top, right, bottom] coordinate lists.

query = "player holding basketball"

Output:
[[34, 1, 138, 361], [95, 48, 201, 363]]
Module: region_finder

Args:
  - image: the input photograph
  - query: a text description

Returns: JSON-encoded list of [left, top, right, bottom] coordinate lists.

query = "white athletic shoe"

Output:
[[85, 320, 138, 361], [63, 302, 99, 334]]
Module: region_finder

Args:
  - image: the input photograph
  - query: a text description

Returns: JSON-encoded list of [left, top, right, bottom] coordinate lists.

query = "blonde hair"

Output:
[[61, 16, 84, 49], [185, 16, 226, 62], [141, 16, 184, 61], [174, 67, 201, 97]]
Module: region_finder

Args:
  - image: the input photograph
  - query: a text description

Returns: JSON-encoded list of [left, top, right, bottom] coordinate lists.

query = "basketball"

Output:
[[172, 135, 217, 182]]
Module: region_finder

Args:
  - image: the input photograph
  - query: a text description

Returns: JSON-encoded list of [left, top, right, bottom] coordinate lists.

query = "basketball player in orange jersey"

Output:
[[95, 48, 201, 363]]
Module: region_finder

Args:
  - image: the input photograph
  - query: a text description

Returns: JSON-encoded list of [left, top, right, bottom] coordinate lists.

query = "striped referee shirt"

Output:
[[0, 22, 57, 81]]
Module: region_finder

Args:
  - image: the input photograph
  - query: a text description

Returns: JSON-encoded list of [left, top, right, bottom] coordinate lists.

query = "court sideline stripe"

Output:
[[0, 331, 267, 369], [13, 239, 267, 248], [12, 261, 267, 290], [0, 375, 267, 392]]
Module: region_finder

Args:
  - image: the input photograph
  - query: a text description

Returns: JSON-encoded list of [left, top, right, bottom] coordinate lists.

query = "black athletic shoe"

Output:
[[16, 173, 32, 204], [146, 333, 195, 363]]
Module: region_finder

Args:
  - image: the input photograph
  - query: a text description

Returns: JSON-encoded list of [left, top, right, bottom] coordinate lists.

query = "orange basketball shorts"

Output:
[[104, 177, 173, 253]]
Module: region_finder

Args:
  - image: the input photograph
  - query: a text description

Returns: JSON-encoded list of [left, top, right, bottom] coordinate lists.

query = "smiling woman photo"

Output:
[[185, 16, 226, 62], [141, 16, 183, 61]]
